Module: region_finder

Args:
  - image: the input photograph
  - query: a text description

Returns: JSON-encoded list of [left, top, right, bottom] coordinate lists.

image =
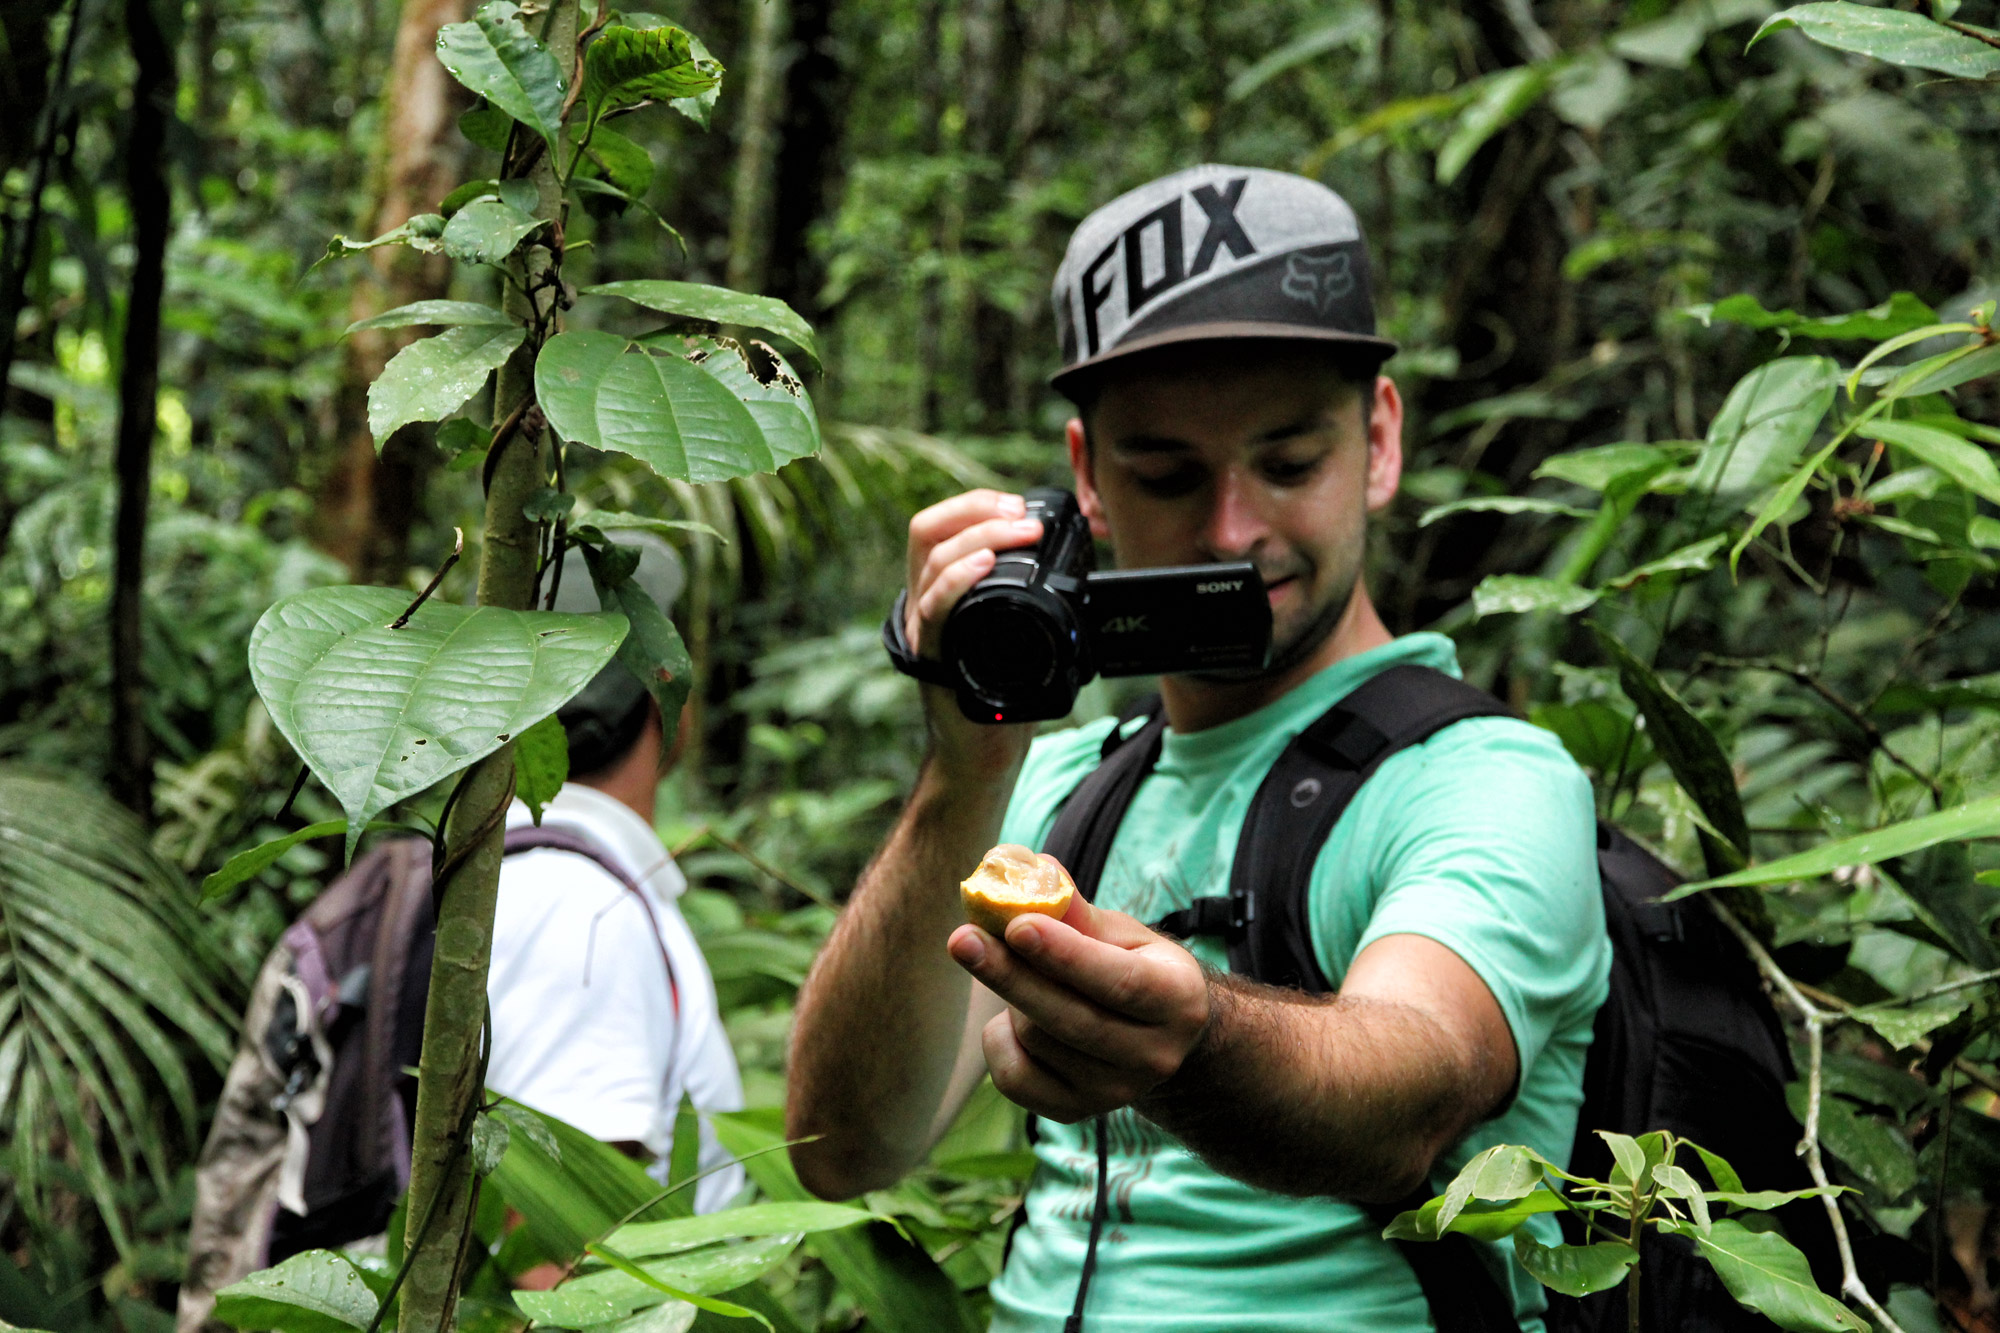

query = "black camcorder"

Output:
[[883, 488, 1273, 723]]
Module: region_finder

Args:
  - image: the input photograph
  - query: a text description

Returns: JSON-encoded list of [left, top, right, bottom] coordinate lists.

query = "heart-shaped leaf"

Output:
[[367, 324, 525, 449], [536, 330, 819, 483], [248, 587, 625, 856], [586, 280, 819, 368], [436, 5, 567, 143]]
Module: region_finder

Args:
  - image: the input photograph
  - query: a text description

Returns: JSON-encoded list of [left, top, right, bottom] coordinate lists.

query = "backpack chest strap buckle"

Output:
[[1151, 893, 1249, 941]]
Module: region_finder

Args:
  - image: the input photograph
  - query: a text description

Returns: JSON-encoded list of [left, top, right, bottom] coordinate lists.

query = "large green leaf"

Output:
[[712, 1111, 982, 1333], [1512, 1232, 1636, 1298], [1673, 1218, 1868, 1332], [1861, 419, 2000, 507], [247, 587, 626, 856], [1751, 3, 2000, 79], [366, 323, 524, 449], [1594, 629, 1751, 875], [1436, 1144, 1547, 1231], [514, 1235, 799, 1328], [1437, 65, 1549, 185], [440, 198, 545, 265], [535, 331, 819, 483], [1675, 791, 2000, 892], [1383, 1188, 1569, 1242], [586, 280, 820, 368], [1692, 357, 1838, 503], [610, 1202, 875, 1260], [212, 1251, 379, 1333], [0, 771, 235, 1256], [584, 24, 722, 124], [435, 3, 567, 143], [344, 299, 517, 336]]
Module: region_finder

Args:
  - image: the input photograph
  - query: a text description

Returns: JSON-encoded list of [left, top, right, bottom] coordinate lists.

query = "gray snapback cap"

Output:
[[1049, 164, 1396, 400]]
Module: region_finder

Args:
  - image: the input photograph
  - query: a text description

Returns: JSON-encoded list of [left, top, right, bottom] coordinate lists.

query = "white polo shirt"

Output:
[[490, 783, 746, 1213]]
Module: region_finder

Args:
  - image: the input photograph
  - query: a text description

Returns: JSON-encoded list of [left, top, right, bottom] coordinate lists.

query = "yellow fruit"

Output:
[[960, 843, 1076, 937]]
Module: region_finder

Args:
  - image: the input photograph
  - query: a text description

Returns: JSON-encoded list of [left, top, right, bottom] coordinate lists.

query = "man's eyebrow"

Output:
[[1256, 415, 1333, 446], [1107, 433, 1196, 454]]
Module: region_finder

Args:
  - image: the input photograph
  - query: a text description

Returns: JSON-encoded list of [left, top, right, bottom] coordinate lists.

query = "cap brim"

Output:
[[1049, 322, 1400, 402]]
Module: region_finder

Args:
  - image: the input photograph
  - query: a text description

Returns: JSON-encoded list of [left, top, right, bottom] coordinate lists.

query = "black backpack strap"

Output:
[[1041, 697, 1167, 900], [1166, 664, 1516, 989]]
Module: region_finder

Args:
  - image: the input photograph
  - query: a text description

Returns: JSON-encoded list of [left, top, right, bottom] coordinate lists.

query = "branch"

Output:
[[1708, 898, 1910, 1333], [1699, 654, 1945, 806], [389, 527, 465, 629], [1942, 18, 2000, 52]]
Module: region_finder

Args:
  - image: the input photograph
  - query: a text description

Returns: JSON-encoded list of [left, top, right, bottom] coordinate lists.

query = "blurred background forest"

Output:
[[3, 0, 2000, 1327]]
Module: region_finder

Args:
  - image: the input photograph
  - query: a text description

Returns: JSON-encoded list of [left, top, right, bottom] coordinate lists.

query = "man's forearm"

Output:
[[1136, 971, 1497, 1203], [786, 755, 1015, 1198]]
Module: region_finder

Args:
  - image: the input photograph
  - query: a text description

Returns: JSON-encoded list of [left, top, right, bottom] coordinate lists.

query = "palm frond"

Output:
[[0, 769, 239, 1255]]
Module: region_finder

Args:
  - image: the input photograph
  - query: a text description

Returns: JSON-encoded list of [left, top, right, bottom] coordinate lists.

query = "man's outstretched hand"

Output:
[[946, 895, 1211, 1122]]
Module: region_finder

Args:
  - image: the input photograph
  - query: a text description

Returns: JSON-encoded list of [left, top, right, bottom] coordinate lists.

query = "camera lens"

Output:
[[952, 597, 1062, 698]]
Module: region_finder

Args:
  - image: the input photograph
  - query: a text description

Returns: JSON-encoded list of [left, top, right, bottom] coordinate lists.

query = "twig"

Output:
[[1942, 18, 2000, 51], [481, 397, 536, 496], [276, 764, 310, 820], [679, 825, 835, 910], [1794, 980, 2000, 1099], [389, 527, 465, 629], [1708, 898, 1910, 1333], [1864, 590, 1964, 715], [1699, 654, 1945, 805]]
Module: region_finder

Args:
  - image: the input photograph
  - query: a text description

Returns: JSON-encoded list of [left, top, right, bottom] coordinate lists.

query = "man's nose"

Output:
[[1202, 468, 1269, 559]]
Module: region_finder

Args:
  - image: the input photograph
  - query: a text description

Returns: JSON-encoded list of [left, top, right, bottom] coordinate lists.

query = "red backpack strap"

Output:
[[502, 826, 681, 1016]]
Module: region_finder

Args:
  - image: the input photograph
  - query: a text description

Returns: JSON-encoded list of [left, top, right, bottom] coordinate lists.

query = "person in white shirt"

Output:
[[486, 535, 746, 1214]]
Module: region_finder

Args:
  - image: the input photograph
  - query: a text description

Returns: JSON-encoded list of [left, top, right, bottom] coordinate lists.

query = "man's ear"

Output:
[[1066, 418, 1112, 540], [1364, 376, 1404, 515]]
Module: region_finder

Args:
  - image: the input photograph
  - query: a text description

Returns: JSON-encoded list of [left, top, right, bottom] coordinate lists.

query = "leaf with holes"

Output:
[[1751, 3, 2000, 79], [536, 331, 818, 483], [584, 24, 722, 125], [436, 3, 567, 143], [367, 324, 524, 449], [587, 280, 819, 368], [247, 587, 625, 857]]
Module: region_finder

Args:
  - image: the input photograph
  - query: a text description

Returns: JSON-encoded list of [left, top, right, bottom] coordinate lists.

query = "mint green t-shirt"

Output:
[[986, 634, 1610, 1333]]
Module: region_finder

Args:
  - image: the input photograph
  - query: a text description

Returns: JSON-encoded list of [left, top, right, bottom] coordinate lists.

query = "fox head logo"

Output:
[[1280, 252, 1354, 315]]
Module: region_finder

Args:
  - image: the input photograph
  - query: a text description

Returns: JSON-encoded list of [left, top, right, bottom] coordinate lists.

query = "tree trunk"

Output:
[[109, 0, 178, 819], [726, 0, 787, 294], [396, 2, 574, 1322], [763, 0, 840, 320], [0, 0, 83, 416], [318, 0, 472, 585]]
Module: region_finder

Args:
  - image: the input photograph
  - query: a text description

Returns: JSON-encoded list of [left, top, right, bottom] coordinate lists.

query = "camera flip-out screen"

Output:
[[1086, 563, 1271, 679]]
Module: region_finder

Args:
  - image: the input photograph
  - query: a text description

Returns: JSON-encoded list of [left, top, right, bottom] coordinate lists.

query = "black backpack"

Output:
[[1036, 664, 1840, 1333]]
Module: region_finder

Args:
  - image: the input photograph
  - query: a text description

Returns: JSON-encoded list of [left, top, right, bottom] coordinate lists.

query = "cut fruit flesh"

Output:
[[961, 843, 1075, 937]]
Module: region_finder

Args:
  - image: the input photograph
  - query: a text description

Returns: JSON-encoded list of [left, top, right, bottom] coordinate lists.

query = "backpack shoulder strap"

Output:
[[1040, 697, 1167, 901], [1197, 664, 1515, 988], [502, 826, 681, 1017]]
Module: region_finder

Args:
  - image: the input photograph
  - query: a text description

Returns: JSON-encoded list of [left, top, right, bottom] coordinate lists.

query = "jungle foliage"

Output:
[[1, 0, 1999, 1329]]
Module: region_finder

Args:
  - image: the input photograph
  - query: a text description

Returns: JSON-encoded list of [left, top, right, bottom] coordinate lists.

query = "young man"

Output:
[[785, 166, 1610, 1331], [489, 535, 744, 1214]]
